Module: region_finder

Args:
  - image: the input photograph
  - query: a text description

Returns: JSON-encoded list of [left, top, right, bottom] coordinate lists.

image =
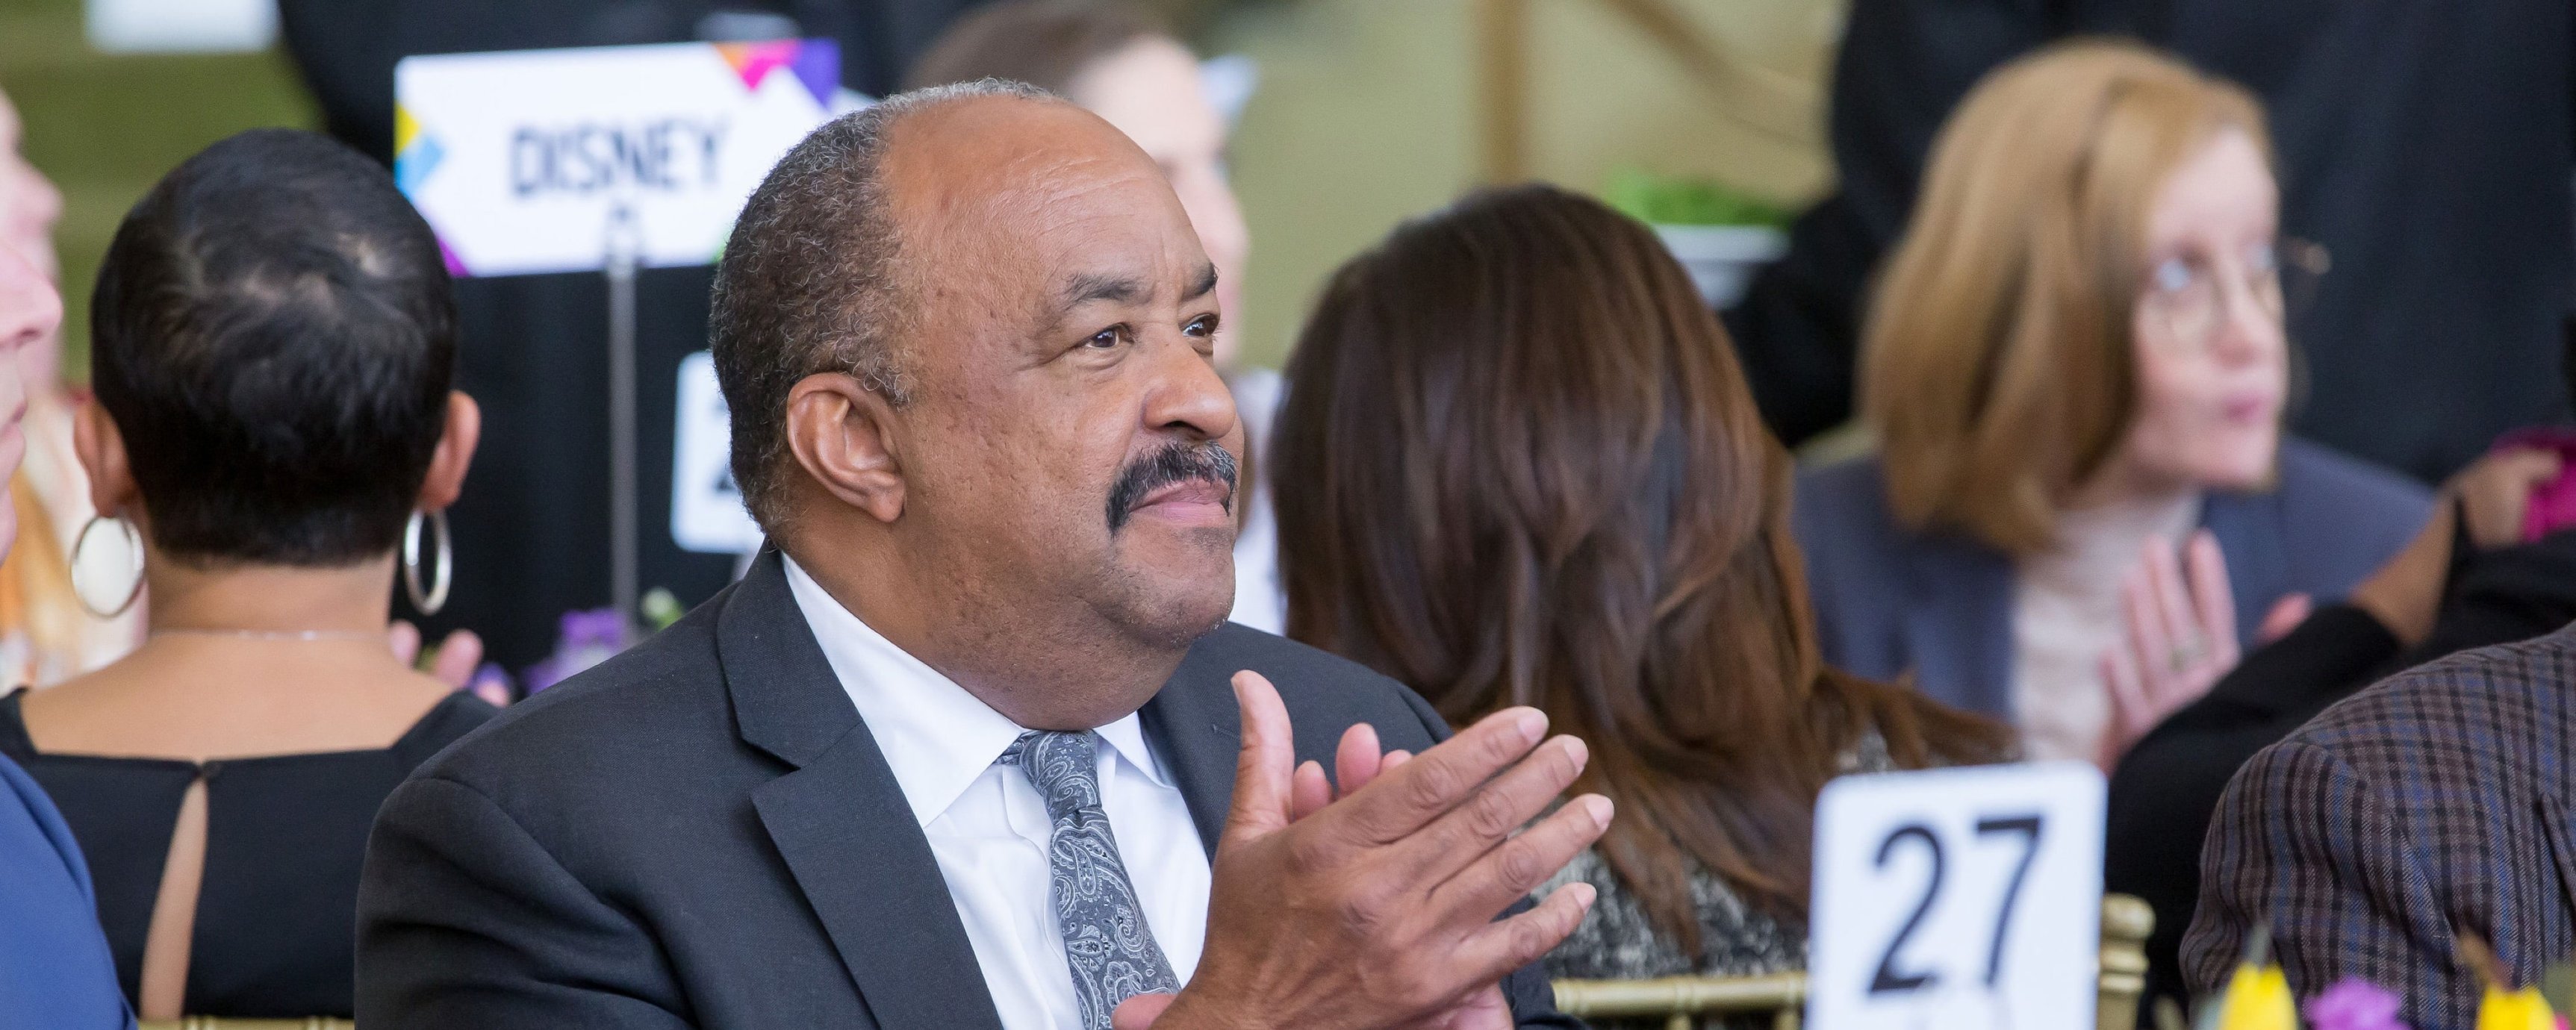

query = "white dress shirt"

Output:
[[783, 557, 1213, 1030]]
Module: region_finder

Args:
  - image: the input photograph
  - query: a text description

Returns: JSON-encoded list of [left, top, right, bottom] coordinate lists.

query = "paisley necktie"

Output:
[[1006, 729, 1181, 1029]]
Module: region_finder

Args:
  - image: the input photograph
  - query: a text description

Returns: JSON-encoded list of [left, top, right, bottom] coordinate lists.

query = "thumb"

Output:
[[1112, 992, 1177, 1030], [1225, 670, 1295, 843], [2258, 593, 2312, 644]]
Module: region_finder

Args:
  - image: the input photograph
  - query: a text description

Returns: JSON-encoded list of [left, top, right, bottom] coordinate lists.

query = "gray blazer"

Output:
[[1791, 437, 2433, 718], [355, 550, 1575, 1029]]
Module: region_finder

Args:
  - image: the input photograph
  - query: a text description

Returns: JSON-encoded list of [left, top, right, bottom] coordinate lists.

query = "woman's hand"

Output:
[[2097, 530, 2292, 771], [2351, 447, 2561, 646]]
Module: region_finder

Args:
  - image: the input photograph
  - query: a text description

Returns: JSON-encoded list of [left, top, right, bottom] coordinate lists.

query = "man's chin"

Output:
[[1107, 540, 1239, 646]]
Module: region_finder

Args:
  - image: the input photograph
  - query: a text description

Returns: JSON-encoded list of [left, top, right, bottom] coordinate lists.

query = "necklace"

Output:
[[150, 628, 386, 643]]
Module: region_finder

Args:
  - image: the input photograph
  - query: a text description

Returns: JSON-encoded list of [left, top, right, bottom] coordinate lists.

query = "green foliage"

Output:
[[1602, 167, 1790, 228]]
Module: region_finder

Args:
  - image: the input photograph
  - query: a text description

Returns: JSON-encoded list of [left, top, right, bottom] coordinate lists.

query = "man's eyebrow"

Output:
[[1183, 262, 1218, 303], [1054, 272, 1151, 319]]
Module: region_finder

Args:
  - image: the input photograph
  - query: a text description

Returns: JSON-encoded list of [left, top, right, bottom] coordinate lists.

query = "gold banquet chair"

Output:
[[132, 897, 2158, 1030], [1551, 893, 2156, 1030]]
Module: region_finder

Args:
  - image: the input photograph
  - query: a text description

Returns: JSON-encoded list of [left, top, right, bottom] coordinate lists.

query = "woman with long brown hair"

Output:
[[1272, 183, 2008, 978]]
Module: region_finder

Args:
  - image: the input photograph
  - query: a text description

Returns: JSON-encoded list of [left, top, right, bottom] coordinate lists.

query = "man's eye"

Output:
[[1183, 315, 1217, 338], [1085, 326, 1127, 349]]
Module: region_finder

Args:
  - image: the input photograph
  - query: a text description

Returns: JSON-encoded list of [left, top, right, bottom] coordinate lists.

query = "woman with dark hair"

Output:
[[1272, 184, 2009, 981], [0, 128, 494, 1020]]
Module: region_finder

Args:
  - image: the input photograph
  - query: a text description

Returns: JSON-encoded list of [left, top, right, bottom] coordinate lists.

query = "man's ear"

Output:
[[71, 399, 140, 519], [414, 391, 482, 512], [783, 372, 906, 524]]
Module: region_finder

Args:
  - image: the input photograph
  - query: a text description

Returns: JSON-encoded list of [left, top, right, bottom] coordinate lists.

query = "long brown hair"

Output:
[[1274, 184, 2009, 953]]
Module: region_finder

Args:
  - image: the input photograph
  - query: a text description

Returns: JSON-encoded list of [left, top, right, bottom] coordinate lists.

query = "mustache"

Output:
[[1106, 441, 1239, 533]]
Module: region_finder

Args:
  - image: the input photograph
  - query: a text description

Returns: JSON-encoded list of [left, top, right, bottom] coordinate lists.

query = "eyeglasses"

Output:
[[2137, 237, 2328, 350]]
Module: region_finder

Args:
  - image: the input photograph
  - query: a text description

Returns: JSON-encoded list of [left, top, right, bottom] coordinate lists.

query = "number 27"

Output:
[[1866, 814, 2046, 995]]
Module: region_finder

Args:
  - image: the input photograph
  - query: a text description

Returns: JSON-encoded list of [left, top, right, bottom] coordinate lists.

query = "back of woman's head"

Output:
[[1865, 40, 2269, 554], [1274, 184, 2005, 949], [902, 0, 1172, 94], [90, 128, 456, 566]]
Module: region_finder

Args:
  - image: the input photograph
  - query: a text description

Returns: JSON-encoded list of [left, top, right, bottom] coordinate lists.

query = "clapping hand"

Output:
[[2096, 530, 2306, 770], [1113, 672, 1610, 1030]]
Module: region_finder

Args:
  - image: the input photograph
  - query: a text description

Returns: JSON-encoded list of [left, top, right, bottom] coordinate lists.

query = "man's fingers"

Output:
[[1396, 735, 1591, 884], [1335, 722, 1384, 798], [1292, 760, 1333, 823], [1329, 706, 1548, 846], [1449, 879, 1601, 993], [2183, 531, 2239, 666], [1224, 671, 1297, 841], [1382, 749, 1413, 772], [1425, 791, 1611, 922]]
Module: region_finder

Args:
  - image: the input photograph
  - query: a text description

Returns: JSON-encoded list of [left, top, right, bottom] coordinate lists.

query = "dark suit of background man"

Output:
[[355, 81, 1610, 1030], [1729, 0, 2572, 481]]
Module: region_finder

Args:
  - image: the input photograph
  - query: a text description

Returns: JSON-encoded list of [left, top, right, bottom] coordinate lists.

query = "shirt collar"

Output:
[[780, 555, 1172, 827]]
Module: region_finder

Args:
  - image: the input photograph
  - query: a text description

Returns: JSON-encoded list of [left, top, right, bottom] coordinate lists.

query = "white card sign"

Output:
[[1807, 762, 2106, 1030], [393, 40, 840, 277], [671, 351, 762, 555]]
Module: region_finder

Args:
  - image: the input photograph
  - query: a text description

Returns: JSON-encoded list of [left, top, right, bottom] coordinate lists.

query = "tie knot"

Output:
[[1008, 729, 1104, 819]]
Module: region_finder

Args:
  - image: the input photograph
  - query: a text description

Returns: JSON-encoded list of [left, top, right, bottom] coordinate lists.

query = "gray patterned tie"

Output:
[[1005, 729, 1181, 1029]]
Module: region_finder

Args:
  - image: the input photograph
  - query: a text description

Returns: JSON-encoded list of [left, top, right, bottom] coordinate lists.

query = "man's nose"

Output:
[[1140, 329, 1239, 444]]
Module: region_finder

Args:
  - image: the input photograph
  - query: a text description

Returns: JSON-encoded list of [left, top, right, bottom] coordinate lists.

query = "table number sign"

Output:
[[1807, 761, 2106, 1030]]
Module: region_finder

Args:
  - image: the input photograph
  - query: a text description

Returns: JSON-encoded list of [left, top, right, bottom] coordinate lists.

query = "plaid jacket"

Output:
[[2183, 622, 2576, 1029]]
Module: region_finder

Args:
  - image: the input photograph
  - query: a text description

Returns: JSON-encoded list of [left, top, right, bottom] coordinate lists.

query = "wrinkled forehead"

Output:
[[877, 96, 1203, 322]]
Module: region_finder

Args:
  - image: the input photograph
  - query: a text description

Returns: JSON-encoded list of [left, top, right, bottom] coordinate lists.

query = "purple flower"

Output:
[[523, 608, 633, 694], [2305, 978, 2408, 1030]]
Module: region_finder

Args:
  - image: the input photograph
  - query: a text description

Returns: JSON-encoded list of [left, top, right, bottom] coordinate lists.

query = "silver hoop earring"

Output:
[[71, 514, 145, 619], [402, 509, 452, 617]]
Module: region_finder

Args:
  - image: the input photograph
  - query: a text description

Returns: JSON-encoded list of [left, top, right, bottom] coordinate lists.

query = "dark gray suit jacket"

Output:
[[356, 552, 1578, 1029]]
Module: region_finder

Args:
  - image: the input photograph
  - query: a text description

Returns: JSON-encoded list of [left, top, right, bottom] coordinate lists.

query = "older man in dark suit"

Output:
[[2185, 620, 2576, 1028], [355, 81, 1611, 1030]]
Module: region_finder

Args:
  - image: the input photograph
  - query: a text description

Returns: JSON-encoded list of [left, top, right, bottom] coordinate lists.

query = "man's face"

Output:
[[879, 98, 1243, 651]]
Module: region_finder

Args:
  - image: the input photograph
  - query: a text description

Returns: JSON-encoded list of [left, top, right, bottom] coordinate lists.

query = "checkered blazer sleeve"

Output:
[[2180, 738, 2474, 1028]]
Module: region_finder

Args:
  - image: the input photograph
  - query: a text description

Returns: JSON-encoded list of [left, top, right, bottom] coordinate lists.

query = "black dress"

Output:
[[0, 687, 495, 1017]]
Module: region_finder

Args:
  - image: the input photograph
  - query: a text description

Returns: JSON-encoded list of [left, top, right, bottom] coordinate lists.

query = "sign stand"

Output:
[[604, 203, 642, 633]]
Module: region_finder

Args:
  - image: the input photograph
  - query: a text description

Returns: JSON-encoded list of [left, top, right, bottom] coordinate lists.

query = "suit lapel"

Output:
[[1141, 640, 1245, 859], [722, 552, 1004, 1030]]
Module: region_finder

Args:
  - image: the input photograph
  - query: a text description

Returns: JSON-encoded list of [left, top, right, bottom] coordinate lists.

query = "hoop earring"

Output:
[[402, 509, 452, 617], [72, 515, 145, 619]]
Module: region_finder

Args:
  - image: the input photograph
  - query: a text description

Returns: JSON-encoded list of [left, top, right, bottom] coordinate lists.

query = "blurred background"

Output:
[[0, 0, 1836, 668], [3, 0, 1831, 374]]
